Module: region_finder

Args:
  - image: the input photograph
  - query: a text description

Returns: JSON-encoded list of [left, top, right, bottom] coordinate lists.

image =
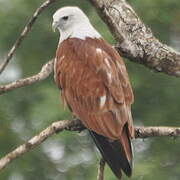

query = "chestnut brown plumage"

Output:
[[53, 7, 134, 179]]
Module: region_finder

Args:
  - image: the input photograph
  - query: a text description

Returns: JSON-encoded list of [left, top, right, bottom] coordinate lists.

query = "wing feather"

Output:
[[55, 37, 134, 139]]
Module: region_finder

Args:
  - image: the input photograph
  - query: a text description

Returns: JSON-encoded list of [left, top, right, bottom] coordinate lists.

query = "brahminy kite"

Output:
[[52, 6, 134, 179]]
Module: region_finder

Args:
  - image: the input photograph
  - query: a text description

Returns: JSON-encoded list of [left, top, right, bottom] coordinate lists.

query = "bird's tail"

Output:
[[89, 124, 133, 179]]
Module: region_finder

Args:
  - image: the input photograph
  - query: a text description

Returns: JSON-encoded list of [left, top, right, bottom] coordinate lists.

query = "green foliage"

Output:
[[0, 0, 180, 179]]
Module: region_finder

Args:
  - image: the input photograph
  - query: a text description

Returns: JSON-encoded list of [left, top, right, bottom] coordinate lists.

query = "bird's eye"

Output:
[[62, 16, 69, 20]]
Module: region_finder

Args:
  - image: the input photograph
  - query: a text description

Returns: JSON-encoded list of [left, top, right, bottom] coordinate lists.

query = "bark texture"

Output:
[[0, 119, 179, 172], [135, 126, 180, 138], [90, 0, 180, 77]]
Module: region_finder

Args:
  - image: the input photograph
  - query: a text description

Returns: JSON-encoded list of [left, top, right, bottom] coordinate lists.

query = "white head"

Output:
[[52, 6, 101, 43]]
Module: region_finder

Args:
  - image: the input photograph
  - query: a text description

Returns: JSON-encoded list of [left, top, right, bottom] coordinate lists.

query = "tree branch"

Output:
[[0, 119, 83, 171], [89, 0, 180, 77], [2, 0, 180, 77], [0, 0, 56, 75], [0, 59, 54, 95], [97, 158, 106, 180], [2, 0, 180, 95], [0, 119, 179, 172], [135, 126, 180, 138]]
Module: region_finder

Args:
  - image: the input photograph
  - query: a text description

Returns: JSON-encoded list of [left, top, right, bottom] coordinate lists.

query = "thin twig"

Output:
[[0, 118, 179, 172], [0, 59, 54, 95], [0, 0, 56, 74], [97, 158, 106, 180]]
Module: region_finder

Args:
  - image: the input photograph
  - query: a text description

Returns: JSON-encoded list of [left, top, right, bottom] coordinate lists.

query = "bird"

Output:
[[52, 6, 134, 179]]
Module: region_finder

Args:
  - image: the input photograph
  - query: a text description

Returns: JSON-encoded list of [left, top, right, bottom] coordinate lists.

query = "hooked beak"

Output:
[[52, 21, 58, 32]]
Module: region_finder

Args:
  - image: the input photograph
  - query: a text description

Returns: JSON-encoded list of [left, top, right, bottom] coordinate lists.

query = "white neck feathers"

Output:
[[59, 22, 101, 43]]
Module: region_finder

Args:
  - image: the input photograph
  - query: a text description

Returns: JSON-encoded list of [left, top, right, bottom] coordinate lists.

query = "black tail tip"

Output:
[[89, 130, 133, 179]]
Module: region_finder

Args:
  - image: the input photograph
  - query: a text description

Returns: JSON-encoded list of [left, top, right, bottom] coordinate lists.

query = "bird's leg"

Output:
[[65, 118, 85, 132]]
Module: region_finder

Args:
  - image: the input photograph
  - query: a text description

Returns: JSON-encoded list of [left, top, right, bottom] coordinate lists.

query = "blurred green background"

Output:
[[0, 0, 180, 179]]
